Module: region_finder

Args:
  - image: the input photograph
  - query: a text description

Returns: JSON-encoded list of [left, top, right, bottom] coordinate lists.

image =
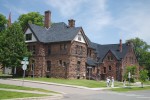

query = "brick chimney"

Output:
[[8, 12, 11, 27], [44, 10, 51, 29], [68, 19, 75, 27], [119, 39, 122, 52]]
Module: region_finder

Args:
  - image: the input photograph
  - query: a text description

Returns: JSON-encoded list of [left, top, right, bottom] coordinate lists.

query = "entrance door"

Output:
[[46, 61, 51, 77], [77, 61, 80, 79]]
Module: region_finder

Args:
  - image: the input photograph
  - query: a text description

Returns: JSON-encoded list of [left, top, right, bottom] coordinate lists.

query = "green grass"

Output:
[[0, 90, 48, 99], [0, 83, 57, 93], [0, 71, 12, 78], [110, 86, 150, 92], [144, 81, 150, 85], [22, 77, 123, 88]]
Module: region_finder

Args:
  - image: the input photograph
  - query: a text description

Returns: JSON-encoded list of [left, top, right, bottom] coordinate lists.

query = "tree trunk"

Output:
[[141, 82, 143, 88]]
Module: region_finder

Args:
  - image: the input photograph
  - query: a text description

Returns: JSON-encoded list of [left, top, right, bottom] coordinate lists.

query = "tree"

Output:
[[123, 66, 136, 82], [18, 12, 44, 30], [139, 70, 148, 88], [0, 13, 7, 31], [126, 37, 150, 77], [0, 22, 31, 74]]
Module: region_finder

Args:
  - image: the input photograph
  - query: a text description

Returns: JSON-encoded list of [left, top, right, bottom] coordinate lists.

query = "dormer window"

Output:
[[26, 34, 32, 41]]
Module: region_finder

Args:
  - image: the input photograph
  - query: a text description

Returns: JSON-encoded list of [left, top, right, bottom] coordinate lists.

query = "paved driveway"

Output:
[[0, 79, 149, 100]]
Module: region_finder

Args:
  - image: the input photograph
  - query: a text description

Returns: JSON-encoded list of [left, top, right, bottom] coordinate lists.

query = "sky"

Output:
[[0, 0, 150, 45]]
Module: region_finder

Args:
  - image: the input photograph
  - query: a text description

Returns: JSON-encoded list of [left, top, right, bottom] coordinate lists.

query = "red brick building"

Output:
[[24, 10, 139, 81]]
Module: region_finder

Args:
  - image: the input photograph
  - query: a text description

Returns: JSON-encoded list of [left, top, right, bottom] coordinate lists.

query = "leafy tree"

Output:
[[123, 66, 136, 82], [0, 22, 31, 73], [0, 13, 7, 31], [126, 38, 150, 77], [139, 70, 148, 88], [18, 12, 44, 30]]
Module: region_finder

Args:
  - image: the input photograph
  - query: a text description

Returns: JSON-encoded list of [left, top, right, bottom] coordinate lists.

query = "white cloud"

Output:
[[113, 3, 150, 44], [3, 3, 28, 14], [44, 0, 85, 17], [44, 0, 112, 32]]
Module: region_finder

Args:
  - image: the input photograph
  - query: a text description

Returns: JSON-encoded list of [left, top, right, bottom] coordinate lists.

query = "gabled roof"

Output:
[[28, 22, 82, 43], [92, 43, 129, 62]]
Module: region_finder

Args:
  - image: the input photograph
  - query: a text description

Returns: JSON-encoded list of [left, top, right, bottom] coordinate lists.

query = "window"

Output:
[[75, 45, 78, 54], [108, 66, 111, 71], [47, 61, 51, 71], [60, 44, 63, 50], [48, 45, 51, 55], [104, 67, 106, 73], [26, 34, 32, 40], [77, 61, 80, 73], [63, 62, 67, 67], [58, 60, 62, 66], [78, 34, 82, 41], [32, 45, 36, 54], [64, 44, 67, 50], [107, 56, 113, 61], [79, 46, 83, 54], [60, 44, 67, 50]]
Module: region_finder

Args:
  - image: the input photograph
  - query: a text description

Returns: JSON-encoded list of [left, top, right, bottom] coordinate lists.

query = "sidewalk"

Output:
[[10, 79, 123, 91], [11, 79, 111, 90]]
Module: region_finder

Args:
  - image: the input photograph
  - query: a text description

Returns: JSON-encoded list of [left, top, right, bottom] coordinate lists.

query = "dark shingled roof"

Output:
[[28, 22, 81, 43], [87, 57, 97, 66], [93, 43, 129, 62]]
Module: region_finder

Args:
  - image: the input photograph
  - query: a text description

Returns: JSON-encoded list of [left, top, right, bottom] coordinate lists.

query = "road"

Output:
[[0, 79, 149, 100]]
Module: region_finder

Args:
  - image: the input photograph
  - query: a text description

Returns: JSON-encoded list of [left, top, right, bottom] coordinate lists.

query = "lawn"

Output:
[[0, 90, 48, 99], [0, 71, 12, 78], [110, 86, 150, 92], [0, 83, 57, 93], [23, 77, 123, 88]]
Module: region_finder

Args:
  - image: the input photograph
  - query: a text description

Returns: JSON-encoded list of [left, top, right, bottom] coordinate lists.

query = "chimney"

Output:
[[44, 10, 51, 29], [68, 19, 75, 27], [119, 39, 122, 52], [8, 12, 11, 27]]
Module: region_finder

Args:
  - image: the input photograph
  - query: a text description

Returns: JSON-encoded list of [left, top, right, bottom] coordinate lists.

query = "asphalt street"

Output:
[[0, 79, 149, 100]]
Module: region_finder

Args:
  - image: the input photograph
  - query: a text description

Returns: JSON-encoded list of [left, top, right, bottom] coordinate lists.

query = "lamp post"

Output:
[[87, 66, 92, 80], [128, 72, 131, 86]]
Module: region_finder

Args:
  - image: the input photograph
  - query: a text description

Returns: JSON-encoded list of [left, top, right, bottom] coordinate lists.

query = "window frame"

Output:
[[26, 34, 32, 41]]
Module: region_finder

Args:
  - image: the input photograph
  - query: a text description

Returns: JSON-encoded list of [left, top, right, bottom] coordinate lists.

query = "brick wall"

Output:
[[100, 51, 118, 80], [69, 41, 87, 79]]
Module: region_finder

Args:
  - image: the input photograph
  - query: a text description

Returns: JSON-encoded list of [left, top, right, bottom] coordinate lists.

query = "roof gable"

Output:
[[93, 43, 129, 62], [25, 28, 37, 43], [73, 31, 86, 43], [102, 50, 118, 62]]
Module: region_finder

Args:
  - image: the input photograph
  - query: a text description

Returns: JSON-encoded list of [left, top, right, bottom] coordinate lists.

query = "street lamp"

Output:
[[87, 66, 92, 80], [128, 72, 131, 86]]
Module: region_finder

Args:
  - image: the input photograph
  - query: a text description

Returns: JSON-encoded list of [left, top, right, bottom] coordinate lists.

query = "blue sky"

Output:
[[1, 0, 150, 44]]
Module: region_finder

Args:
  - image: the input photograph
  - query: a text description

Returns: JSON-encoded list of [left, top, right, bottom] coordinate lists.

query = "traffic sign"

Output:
[[23, 57, 28, 61], [22, 64, 27, 70], [21, 61, 29, 65]]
